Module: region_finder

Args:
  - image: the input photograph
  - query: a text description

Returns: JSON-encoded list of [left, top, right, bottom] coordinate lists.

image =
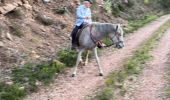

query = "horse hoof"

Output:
[[99, 73, 103, 76], [72, 74, 76, 77], [83, 63, 87, 66]]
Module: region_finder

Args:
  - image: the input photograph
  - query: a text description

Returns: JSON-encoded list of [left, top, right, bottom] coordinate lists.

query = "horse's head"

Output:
[[109, 24, 124, 49]]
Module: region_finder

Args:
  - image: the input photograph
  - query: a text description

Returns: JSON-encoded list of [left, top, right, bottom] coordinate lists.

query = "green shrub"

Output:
[[12, 60, 65, 93], [103, 37, 113, 46], [111, 3, 120, 16], [103, 0, 112, 13], [94, 88, 114, 100], [58, 49, 92, 67], [0, 82, 26, 100], [58, 49, 77, 67], [124, 14, 157, 34], [34, 60, 65, 85], [159, 0, 170, 9]]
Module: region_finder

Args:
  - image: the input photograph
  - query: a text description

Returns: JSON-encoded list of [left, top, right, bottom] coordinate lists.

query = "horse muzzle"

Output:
[[115, 41, 124, 49]]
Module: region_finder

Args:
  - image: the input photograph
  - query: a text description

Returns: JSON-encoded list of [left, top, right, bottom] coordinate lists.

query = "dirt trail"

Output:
[[25, 15, 170, 100], [124, 28, 170, 100]]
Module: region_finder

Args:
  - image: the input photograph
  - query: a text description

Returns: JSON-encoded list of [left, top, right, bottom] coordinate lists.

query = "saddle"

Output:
[[75, 23, 89, 46], [75, 23, 105, 48]]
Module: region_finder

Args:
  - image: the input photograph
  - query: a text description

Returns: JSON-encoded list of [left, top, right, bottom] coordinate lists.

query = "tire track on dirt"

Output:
[[25, 15, 170, 100], [124, 28, 170, 100]]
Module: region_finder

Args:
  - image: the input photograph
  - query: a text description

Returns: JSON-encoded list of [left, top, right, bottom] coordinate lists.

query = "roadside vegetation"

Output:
[[124, 14, 158, 34], [0, 60, 65, 100], [91, 20, 170, 100], [165, 53, 170, 97]]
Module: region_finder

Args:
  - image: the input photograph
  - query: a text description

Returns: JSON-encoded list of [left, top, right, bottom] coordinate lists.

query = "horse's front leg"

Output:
[[72, 49, 84, 77], [93, 47, 103, 76]]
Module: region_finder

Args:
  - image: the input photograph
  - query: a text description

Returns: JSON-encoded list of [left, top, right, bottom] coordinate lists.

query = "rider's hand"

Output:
[[85, 17, 90, 19]]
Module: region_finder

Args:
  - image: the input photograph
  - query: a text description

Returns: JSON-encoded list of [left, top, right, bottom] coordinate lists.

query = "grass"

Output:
[[57, 49, 92, 67], [58, 49, 77, 67], [165, 53, 170, 97], [92, 19, 170, 100], [103, 0, 112, 13], [124, 14, 158, 34], [0, 60, 65, 100], [0, 82, 26, 100]]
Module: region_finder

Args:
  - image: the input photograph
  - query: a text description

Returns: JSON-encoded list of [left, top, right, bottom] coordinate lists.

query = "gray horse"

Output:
[[72, 22, 124, 77]]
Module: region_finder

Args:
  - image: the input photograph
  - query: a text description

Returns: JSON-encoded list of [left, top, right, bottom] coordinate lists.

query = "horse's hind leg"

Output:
[[93, 47, 103, 76], [72, 49, 84, 77], [84, 50, 89, 66]]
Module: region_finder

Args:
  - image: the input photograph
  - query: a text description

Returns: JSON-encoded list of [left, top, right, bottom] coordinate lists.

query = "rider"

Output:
[[71, 0, 93, 49]]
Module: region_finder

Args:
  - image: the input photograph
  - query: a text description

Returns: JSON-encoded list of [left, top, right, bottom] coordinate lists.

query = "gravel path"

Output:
[[124, 28, 170, 100], [25, 15, 170, 100]]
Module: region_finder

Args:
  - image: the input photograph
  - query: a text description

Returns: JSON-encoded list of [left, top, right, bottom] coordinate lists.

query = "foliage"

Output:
[[0, 82, 26, 100], [159, 0, 170, 9], [58, 49, 91, 67], [103, 37, 113, 46], [2, 60, 65, 100], [58, 49, 77, 67], [12, 60, 65, 86], [94, 87, 114, 100], [165, 49, 170, 96], [103, 0, 112, 13], [124, 14, 157, 34]]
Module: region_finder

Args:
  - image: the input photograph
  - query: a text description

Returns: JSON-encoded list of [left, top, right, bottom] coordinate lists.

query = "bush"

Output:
[[94, 88, 114, 100], [103, 0, 112, 13], [12, 60, 65, 93], [0, 82, 26, 100], [103, 37, 113, 46], [34, 60, 65, 85], [159, 0, 170, 9], [124, 14, 157, 34], [58, 49, 77, 67], [58, 49, 92, 67]]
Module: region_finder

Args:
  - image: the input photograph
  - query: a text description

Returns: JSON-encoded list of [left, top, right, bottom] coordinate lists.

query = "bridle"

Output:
[[90, 25, 121, 48]]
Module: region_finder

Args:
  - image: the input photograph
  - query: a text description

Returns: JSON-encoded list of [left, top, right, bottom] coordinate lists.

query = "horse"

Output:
[[72, 22, 125, 77]]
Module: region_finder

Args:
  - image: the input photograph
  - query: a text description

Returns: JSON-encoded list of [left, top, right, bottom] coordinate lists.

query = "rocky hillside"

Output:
[[0, 0, 164, 78]]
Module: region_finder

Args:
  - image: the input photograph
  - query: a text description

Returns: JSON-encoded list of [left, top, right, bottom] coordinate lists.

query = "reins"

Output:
[[89, 24, 119, 48]]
